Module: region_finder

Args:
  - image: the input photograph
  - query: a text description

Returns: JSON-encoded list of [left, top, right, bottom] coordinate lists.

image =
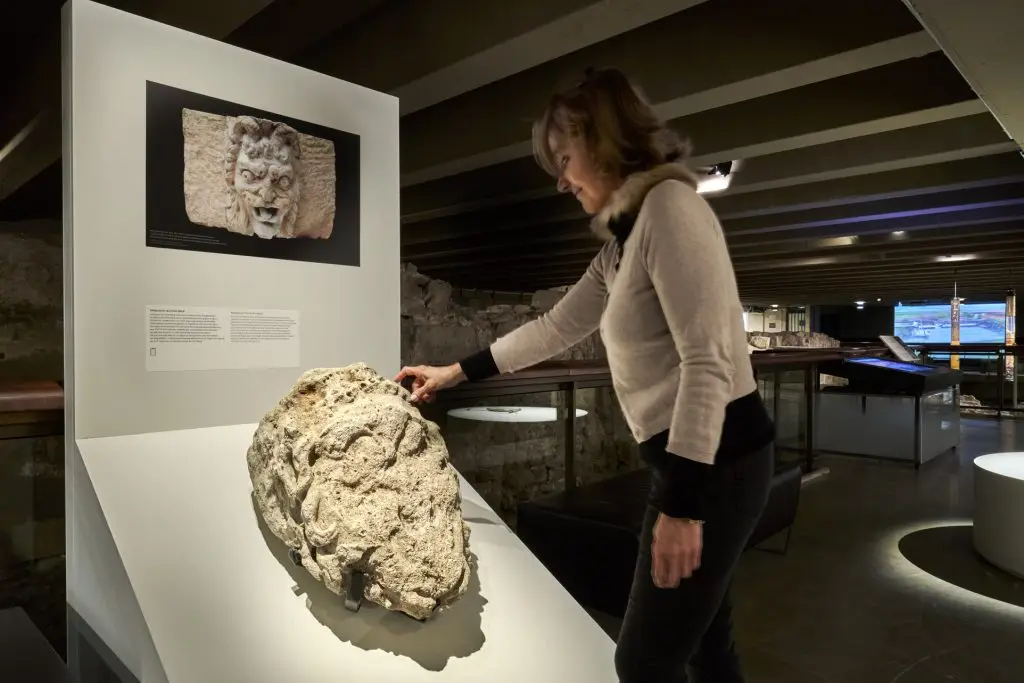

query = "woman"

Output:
[[396, 67, 775, 683]]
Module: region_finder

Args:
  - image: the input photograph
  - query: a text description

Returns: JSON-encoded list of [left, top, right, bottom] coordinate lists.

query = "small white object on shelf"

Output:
[[448, 406, 588, 423]]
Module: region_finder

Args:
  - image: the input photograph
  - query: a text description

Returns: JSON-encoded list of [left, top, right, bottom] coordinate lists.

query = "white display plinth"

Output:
[[973, 453, 1024, 579], [78, 424, 617, 682]]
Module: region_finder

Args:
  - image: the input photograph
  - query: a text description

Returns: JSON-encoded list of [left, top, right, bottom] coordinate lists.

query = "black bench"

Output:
[[516, 462, 802, 618]]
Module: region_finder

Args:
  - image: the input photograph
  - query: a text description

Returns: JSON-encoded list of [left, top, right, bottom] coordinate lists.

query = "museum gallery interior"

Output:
[[0, 1, 1023, 681]]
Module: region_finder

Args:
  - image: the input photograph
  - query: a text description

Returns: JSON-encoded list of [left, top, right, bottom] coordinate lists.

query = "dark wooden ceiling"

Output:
[[2, 0, 1022, 305]]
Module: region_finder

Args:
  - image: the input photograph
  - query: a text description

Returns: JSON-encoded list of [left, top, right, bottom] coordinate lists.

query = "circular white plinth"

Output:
[[973, 452, 1024, 578], [447, 406, 588, 423]]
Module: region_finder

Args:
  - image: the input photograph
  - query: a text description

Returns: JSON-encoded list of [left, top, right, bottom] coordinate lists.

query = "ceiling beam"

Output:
[[226, 0, 387, 61], [400, 0, 931, 183], [402, 202, 1024, 262], [297, 0, 709, 115], [400, 63, 988, 221], [719, 114, 1016, 200], [427, 248, 1024, 282], [135, 0, 275, 37], [903, 0, 1024, 149], [403, 184, 1024, 257], [0, 0, 278, 208], [401, 151, 1024, 243], [724, 182, 1024, 236], [733, 242, 1024, 272], [409, 226, 1024, 272], [736, 262, 1024, 284], [715, 151, 1024, 218]]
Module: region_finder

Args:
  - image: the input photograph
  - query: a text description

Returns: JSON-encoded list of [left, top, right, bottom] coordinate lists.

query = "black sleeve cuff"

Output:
[[639, 432, 712, 521], [458, 347, 500, 382]]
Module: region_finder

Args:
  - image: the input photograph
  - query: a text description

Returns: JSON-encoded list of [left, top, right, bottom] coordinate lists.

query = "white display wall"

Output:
[[64, 2, 399, 440], [63, 0, 399, 677]]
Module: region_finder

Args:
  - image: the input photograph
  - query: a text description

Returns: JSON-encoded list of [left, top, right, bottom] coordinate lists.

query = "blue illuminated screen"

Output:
[[893, 302, 1006, 344], [847, 357, 935, 374]]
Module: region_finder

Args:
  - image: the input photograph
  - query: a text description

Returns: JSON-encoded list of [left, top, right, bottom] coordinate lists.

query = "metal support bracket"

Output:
[[343, 570, 366, 613]]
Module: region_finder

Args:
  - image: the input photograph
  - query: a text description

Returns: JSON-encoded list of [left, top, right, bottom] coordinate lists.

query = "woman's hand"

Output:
[[394, 364, 465, 403], [651, 512, 703, 588]]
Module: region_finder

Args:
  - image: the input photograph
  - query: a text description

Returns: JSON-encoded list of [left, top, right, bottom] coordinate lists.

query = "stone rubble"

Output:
[[0, 229, 63, 381], [247, 363, 472, 620], [747, 331, 841, 349]]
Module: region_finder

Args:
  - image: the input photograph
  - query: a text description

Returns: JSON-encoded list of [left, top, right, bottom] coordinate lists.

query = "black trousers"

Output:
[[614, 442, 774, 682]]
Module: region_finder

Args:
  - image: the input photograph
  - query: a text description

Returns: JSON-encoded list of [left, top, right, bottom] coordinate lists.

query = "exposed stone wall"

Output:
[[0, 225, 63, 382], [748, 331, 841, 350], [400, 263, 604, 367], [401, 264, 638, 522]]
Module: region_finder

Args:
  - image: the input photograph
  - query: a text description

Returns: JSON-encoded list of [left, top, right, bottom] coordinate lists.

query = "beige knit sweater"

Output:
[[490, 163, 757, 465]]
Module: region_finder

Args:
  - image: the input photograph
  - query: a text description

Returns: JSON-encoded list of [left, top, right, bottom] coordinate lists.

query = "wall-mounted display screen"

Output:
[[893, 303, 1006, 343]]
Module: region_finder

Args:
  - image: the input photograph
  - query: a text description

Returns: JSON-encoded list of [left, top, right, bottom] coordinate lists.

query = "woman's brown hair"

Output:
[[532, 67, 694, 183]]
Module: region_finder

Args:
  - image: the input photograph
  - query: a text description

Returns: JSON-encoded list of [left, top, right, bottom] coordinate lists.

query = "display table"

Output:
[[78, 424, 616, 682], [973, 452, 1024, 578]]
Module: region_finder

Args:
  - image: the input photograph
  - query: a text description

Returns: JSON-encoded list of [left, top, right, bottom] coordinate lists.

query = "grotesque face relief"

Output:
[[227, 117, 302, 239]]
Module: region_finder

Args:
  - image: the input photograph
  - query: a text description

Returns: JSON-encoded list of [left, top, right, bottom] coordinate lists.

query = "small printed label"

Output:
[[146, 305, 299, 371]]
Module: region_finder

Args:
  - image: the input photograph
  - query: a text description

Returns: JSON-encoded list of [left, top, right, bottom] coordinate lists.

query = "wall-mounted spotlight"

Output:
[[697, 161, 734, 195]]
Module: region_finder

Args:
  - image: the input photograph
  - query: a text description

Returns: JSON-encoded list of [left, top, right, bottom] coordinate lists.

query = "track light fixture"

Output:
[[697, 161, 734, 195]]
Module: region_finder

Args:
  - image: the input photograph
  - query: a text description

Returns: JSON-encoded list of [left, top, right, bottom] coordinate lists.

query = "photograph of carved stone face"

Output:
[[146, 81, 360, 266]]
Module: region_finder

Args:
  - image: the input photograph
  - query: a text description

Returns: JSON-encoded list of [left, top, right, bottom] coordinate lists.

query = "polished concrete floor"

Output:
[[591, 418, 1024, 682]]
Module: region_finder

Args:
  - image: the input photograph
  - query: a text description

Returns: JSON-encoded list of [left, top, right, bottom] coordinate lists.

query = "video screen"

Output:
[[894, 303, 1005, 344]]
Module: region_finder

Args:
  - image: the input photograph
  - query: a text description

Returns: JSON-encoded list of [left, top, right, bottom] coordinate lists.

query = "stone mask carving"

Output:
[[247, 364, 473, 620], [182, 108, 337, 240], [226, 117, 302, 239]]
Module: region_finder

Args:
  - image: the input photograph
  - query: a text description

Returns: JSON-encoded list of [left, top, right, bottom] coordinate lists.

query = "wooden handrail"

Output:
[[0, 381, 63, 413]]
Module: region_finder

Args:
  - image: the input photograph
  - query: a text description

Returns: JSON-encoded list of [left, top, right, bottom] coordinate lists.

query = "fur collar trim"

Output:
[[590, 163, 699, 241]]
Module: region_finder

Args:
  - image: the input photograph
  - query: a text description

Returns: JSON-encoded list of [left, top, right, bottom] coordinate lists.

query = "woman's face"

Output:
[[548, 131, 620, 215]]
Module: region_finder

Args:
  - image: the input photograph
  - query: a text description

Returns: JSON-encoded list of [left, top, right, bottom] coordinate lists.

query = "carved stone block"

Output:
[[182, 109, 336, 239], [247, 363, 472, 620]]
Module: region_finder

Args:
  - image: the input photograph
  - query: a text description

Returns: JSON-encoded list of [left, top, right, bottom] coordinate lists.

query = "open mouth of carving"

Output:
[[253, 206, 280, 224]]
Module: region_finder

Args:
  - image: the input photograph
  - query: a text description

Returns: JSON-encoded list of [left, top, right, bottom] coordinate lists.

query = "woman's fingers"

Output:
[[394, 365, 423, 383], [409, 377, 437, 403], [394, 366, 445, 404]]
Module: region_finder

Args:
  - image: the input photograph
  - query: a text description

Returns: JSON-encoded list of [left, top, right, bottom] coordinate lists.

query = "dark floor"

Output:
[[590, 418, 1024, 682]]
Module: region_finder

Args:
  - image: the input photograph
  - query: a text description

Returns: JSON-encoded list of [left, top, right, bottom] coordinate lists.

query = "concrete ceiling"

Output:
[[2, 0, 1023, 305]]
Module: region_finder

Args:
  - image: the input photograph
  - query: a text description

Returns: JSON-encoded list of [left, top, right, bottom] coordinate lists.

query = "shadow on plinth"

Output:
[[898, 524, 1024, 609], [252, 496, 487, 671]]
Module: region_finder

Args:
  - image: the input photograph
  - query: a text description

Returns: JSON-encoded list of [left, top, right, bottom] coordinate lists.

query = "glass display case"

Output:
[[911, 344, 1022, 418], [425, 353, 837, 526], [0, 382, 65, 656], [420, 362, 639, 527]]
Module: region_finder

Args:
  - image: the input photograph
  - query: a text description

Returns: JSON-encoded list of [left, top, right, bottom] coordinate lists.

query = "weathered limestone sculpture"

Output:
[[225, 116, 302, 239], [247, 364, 472, 620], [182, 108, 337, 239]]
